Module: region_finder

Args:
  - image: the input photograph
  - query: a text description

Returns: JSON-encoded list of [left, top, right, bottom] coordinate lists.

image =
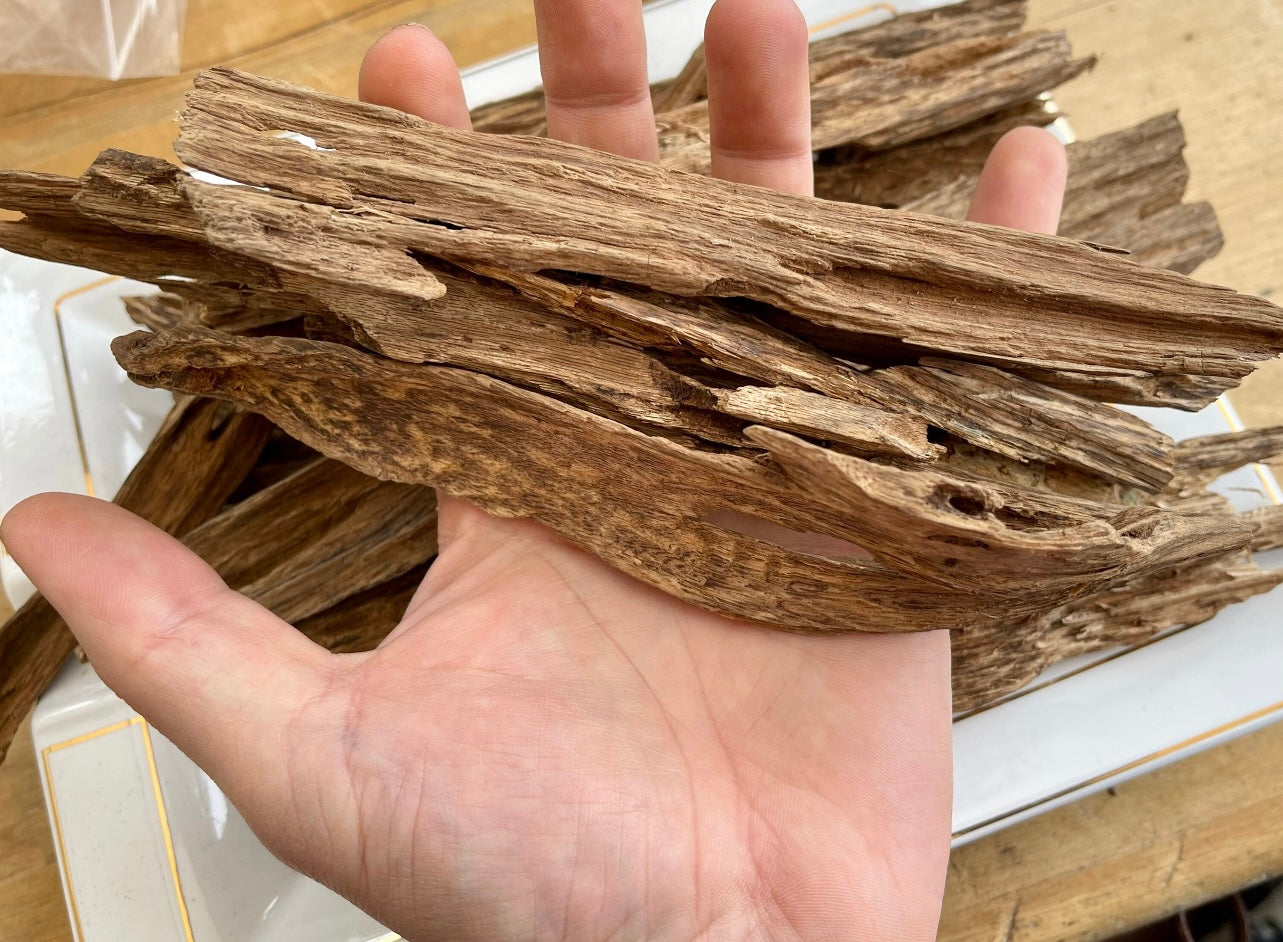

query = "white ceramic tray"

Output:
[[5, 1, 1279, 939]]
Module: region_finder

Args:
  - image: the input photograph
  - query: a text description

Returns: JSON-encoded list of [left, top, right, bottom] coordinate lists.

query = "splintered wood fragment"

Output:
[[168, 68, 1282, 410], [0, 156, 326, 333], [1090, 200, 1223, 276], [0, 397, 271, 765], [113, 327, 1254, 631], [847, 360, 1176, 490], [904, 112, 1187, 224], [233, 478, 430, 625], [716, 386, 942, 460], [1168, 427, 1283, 491], [467, 0, 1029, 137], [124, 293, 190, 331], [182, 458, 438, 624], [110, 328, 989, 633], [463, 265, 878, 401], [952, 550, 1283, 710], [0, 211, 291, 307], [1248, 505, 1283, 552], [296, 565, 428, 654], [813, 99, 1056, 205], [953, 568, 1283, 710], [76, 149, 204, 240], [660, 31, 1092, 173], [654, 0, 1028, 116], [1056, 112, 1190, 233], [809, 0, 1027, 63], [462, 266, 1164, 485], [653, 43, 707, 113], [275, 264, 744, 446], [898, 112, 1224, 274], [0, 169, 82, 218], [1055, 565, 1283, 641]]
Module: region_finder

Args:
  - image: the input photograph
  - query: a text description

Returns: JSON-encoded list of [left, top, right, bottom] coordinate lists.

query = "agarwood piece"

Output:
[[1088, 200, 1223, 277], [660, 31, 1092, 173], [0, 153, 327, 333], [224, 481, 435, 624], [123, 293, 189, 332], [0, 169, 82, 219], [170, 68, 1281, 410], [952, 552, 1283, 710], [1054, 112, 1191, 235], [291, 268, 745, 447], [813, 99, 1056, 206], [1248, 505, 1283, 553], [467, 0, 1030, 138], [0, 397, 271, 765], [6, 75, 1266, 411], [469, 84, 546, 135], [846, 360, 1176, 490], [902, 111, 1188, 224], [178, 455, 437, 624], [113, 327, 1255, 633], [111, 327, 992, 633], [652, 43, 707, 114], [2, 56, 1281, 714], [465, 267, 1168, 485], [1168, 427, 1283, 491], [898, 112, 1224, 275], [716, 386, 942, 460], [0, 213, 293, 307], [227, 427, 322, 501], [296, 565, 428, 654], [951, 466, 1283, 710], [809, 0, 1027, 63]]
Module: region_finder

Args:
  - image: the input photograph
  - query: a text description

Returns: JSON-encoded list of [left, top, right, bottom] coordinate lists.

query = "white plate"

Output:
[[7, 1, 1280, 939]]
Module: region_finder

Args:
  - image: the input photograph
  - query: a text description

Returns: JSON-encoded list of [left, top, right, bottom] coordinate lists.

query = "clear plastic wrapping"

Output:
[[0, 0, 187, 79]]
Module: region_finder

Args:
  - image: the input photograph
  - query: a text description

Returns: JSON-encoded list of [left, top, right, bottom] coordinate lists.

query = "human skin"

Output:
[[2, 1, 1068, 939]]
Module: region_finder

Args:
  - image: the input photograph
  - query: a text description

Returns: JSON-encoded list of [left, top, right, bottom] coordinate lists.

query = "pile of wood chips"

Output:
[[2, 0, 1282, 766]]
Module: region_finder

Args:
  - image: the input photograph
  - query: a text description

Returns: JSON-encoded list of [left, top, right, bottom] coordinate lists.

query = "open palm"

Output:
[[3, 1, 1068, 939]]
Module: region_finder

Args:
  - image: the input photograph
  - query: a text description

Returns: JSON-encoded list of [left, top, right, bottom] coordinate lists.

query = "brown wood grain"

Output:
[[12, 58, 1264, 653], [940, 720, 1283, 942], [1, 2, 1280, 941]]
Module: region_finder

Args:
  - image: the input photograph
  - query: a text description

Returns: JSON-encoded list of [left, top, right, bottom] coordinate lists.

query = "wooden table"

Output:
[[1, 1, 1280, 939]]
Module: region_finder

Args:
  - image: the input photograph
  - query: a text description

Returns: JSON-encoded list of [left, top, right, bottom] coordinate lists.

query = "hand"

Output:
[[3, 2, 1067, 939]]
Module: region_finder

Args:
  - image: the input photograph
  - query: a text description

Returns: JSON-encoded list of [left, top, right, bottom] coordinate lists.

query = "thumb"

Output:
[[2, 493, 338, 815]]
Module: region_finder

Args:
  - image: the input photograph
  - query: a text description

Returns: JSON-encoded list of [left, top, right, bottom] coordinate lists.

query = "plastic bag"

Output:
[[0, 0, 187, 79]]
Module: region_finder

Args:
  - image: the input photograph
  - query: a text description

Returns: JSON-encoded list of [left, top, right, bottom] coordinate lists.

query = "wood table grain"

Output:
[[1, 1, 1280, 939]]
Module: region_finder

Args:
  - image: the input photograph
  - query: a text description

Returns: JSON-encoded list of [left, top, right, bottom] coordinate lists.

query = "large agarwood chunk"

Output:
[[1, 34, 1279, 733]]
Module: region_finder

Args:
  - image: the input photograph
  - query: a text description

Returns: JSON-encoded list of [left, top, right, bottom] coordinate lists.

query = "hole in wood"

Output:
[[703, 510, 873, 560]]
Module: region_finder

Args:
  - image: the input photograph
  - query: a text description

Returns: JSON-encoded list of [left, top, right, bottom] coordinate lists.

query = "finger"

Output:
[[705, 0, 813, 195], [1, 494, 335, 807], [533, 0, 659, 160], [359, 23, 472, 129], [966, 126, 1068, 234]]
